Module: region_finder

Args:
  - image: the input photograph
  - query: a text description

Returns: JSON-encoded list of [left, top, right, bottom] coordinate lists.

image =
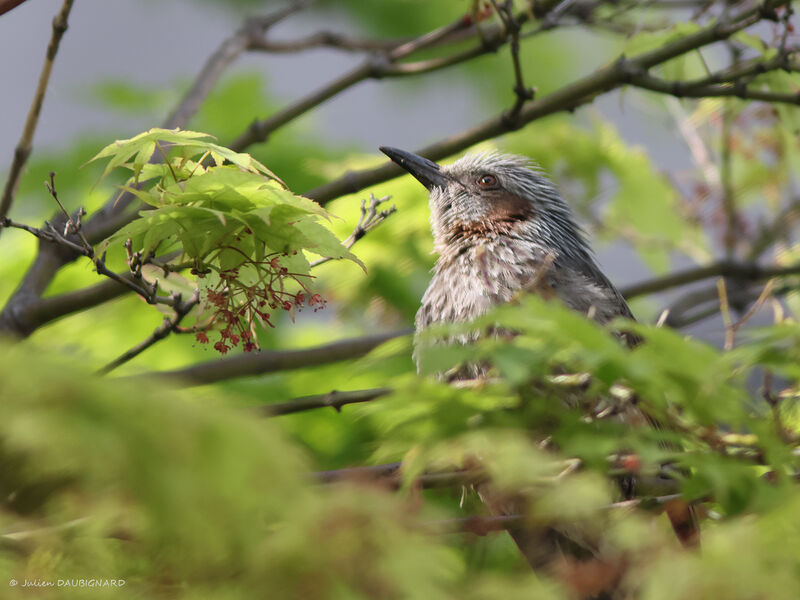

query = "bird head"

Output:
[[380, 146, 586, 259]]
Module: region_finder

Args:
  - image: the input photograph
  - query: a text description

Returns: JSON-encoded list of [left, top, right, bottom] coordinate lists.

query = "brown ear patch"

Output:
[[447, 191, 534, 242], [486, 190, 535, 224]]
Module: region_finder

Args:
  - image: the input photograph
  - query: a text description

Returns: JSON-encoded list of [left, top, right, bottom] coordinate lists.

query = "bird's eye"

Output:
[[476, 174, 498, 189]]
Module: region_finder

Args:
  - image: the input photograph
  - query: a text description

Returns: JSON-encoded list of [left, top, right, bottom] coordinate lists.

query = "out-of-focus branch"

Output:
[[629, 71, 800, 106], [313, 462, 488, 489], [428, 494, 686, 535], [748, 198, 800, 260], [620, 260, 800, 299], [313, 460, 689, 499], [259, 387, 393, 416], [248, 30, 408, 53], [129, 329, 409, 386], [665, 280, 797, 328], [0, 0, 74, 224], [0, 0, 31, 16], [21, 277, 130, 329], [163, 1, 308, 129]]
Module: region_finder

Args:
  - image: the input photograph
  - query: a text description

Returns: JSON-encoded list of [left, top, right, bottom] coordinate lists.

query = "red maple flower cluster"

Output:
[[193, 249, 327, 354]]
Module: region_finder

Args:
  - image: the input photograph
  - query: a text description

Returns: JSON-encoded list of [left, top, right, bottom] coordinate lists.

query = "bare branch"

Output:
[[629, 71, 800, 107], [0, 0, 32, 17], [310, 194, 396, 269], [259, 387, 392, 416], [620, 260, 800, 299], [665, 279, 798, 329], [126, 329, 410, 386], [97, 291, 201, 376], [313, 462, 488, 489], [306, 0, 788, 205], [227, 1, 557, 152], [163, 1, 308, 129], [428, 494, 686, 535], [248, 30, 408, 54], [0, 0, 74, 224]]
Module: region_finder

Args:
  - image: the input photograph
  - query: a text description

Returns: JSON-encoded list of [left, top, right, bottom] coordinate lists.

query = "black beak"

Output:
[[380, 146, 448, 190]]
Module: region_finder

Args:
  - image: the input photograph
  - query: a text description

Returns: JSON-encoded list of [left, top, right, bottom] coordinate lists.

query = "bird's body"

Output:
[[380, 146, 697, 594], [381, 148, 633, 340], [416, 226, 631, 331]]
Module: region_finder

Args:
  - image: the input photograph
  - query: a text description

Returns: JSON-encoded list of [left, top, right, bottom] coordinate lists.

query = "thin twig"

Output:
[[731, 279, 775, 332], [96, 291, 201, 376], [310, 194, 396, 268], [717, 278, 735, 350], [428, 494, 686, 535], [0, 0, 74, 224], [4, 185, 179, 312], [491, 0, 535, 123]]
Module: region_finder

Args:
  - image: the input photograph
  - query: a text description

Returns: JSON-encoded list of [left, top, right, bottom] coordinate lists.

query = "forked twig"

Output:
[[310, 194, 396, 268]]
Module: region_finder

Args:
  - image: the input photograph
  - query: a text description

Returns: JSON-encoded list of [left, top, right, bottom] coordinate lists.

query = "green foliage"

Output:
[[0, 345, 472, 599], [90, 128, 361, 352], [368, 295, 800, 516]]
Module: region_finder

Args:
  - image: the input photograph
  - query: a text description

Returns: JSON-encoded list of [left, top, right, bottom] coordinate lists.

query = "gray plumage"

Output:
[[381, 147, 696, 589], [380, 147, 633, 360]]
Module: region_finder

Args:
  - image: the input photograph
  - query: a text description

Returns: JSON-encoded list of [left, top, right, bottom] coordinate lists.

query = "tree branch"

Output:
[[428, 494, 686, 536], [0, 0, 74, 224], [305, 0, 788, 205], [227, 0, 572, 152], [0, 0, 31, 17], [259, 387, 393, 416], [629, 71, 800, 107], [163, 1, 308, 129], [309, 194, 396, 268], [96, 291, 200, 376], [665, 279, 797, 329], [127, 329, 409, 386], [313, 462, 488, 489], [0, 2, 307, 337], [247, 30, 409, 54], [620, 260, 800, 299]]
